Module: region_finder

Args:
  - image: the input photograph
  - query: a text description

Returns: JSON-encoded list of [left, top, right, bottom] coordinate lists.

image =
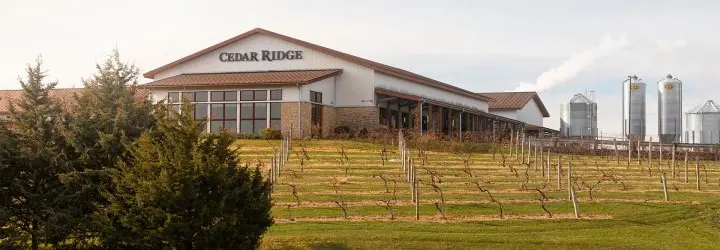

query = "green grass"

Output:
[[234, 139, 720, 249]]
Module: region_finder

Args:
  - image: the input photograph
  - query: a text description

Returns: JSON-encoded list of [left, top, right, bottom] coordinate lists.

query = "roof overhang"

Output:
[[140, 69, 342, 89], [143, 28, 492, 103], [375, 88, 521, 124]]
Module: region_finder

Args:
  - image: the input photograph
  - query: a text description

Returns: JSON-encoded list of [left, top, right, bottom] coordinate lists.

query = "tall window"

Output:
[[310, 91, 323, 129], [210, 104, 237, 132], [310, 91, 322, 103], [166, 89, 282, 134], [240, 103, 267, 134], [270, 103, 281, 129]]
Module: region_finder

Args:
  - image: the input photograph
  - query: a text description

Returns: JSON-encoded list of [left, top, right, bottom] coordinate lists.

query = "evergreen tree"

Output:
[[64, 49, 154, 170], [0, 58, 80, 249], [56, 50, 155, 243], [101, 104, 273, 249]]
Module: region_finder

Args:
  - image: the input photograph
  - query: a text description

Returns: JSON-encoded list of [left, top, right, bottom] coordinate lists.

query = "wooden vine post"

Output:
[[521, 133, 525, 163], [516, 131, 520, 161], [546, 149, 551, 183], [684, 150, 689, 183], [671, 144, 676, 178], [627, 139, 632, 168], [567, 162, 572, 200], [557, 155, 562, 190], [534, 144, 538, 171], [637, 139, 641, 165], [648, 137, 653, 168], [661, 172, 669, 201], [568, 162, 579, 218], [695, 156, 701, 190], [614, 138, 619, 163], [659, 142, 663, 171]]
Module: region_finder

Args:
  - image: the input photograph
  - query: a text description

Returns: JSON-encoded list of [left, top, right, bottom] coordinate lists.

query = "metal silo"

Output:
[[685, 100, 720, 144], [622, 75, 646, 141], [657, 74, 682, 143], [560, 93, 597, 138]]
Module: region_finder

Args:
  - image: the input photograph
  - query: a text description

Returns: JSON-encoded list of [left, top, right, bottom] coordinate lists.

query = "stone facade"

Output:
[[334, 107, 380, 132], [280, 102, 312, 139], [280, 103, 379, 138], [321, 105, 336, 138]]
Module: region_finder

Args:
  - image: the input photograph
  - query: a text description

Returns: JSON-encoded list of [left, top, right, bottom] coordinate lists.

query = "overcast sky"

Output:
[[2, 0, 719, 138]]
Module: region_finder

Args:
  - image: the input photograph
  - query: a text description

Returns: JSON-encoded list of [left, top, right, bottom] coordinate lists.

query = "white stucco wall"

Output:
[[151, 34, 374, 107], [491, 110, 518, 121], [517, 100, 544, 126], [373, 72, 488, 112], [302, 76, 335, 105]]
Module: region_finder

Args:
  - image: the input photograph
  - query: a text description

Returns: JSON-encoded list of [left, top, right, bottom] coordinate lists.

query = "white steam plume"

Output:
[[514, 34, 630, 92]]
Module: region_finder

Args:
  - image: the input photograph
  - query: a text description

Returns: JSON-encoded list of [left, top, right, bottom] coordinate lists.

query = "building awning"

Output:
[[375, 88, 522, 124], [141, 69, 342, 88]]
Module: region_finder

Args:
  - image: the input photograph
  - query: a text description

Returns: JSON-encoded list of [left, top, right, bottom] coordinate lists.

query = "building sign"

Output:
[[664, 83, 674, 90], [219, 50, 303, 62], [630, 84, 640, 90]]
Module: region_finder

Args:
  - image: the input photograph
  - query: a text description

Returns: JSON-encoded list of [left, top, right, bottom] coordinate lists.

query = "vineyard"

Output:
[[238, 138, 720, 249]]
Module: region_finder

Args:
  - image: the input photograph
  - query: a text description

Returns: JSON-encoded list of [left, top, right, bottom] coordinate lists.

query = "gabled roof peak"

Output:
[[143, 28, 492, 102]]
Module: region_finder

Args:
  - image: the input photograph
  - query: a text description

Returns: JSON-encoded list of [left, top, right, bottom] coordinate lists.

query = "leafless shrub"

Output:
[[528, 184, 552, 218], [470, 176, 503, 220], [286, 205, 295, 221], [421, 180, 445, 204], [380, 199, 395, 220], [379, 143, 389, 166], [287, 182, 300, 206], [330, 177, 340, 194], [335, 199, 349, 220], [433, 201, 447, 220], [373, 174, 390, 193], [459, 153, 473, 178]]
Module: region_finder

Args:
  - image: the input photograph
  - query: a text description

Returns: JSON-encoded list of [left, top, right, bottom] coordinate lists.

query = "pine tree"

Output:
[[64, 49, 154, 170], [55, 50, 155, 242], [100, 104, 273, 249], [0, 57, 79, 249]]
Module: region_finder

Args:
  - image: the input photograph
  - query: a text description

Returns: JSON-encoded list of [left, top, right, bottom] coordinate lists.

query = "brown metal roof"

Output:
[[0, 88, 80, 114], [0, 88, 150, 114], [478, 91, 550, 117], [142, 69, 342, 88], [143, 28, 492, 102]]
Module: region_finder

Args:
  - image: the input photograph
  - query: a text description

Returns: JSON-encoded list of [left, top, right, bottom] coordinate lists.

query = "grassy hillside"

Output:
[[235, 139, 720, 249]]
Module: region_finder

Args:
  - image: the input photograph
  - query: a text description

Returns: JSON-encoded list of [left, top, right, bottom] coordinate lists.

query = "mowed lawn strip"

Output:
[[235, 140, 720, 249]]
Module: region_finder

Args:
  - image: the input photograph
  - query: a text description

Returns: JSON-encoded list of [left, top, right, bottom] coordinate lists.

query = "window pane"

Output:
[[270, 103, 281, 119], [224, 121, 237, 133], [254, 90, 267, 101], [195, 91, 208, 102], [311, 105, 317, 124], [224, 91, 237, 101], [210, 121, 223, 133], [240, 91, 254, 101], [270, 120, 281, 129], [240, 103, 253, 119], [182, 92, 194, 102], [253, 120, 267, 134], [254, 103, 267, 119], [240, 120, 253, 134], [211, 91, 224, 102], [168, 92, 179, 103], [211, 104, 224, 120], [318, 93, 322, 103], [170, 104, 181, 115], [194, 103, 208, 120], [224, 104, 237, 119], [270, 89, 282, 100]]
